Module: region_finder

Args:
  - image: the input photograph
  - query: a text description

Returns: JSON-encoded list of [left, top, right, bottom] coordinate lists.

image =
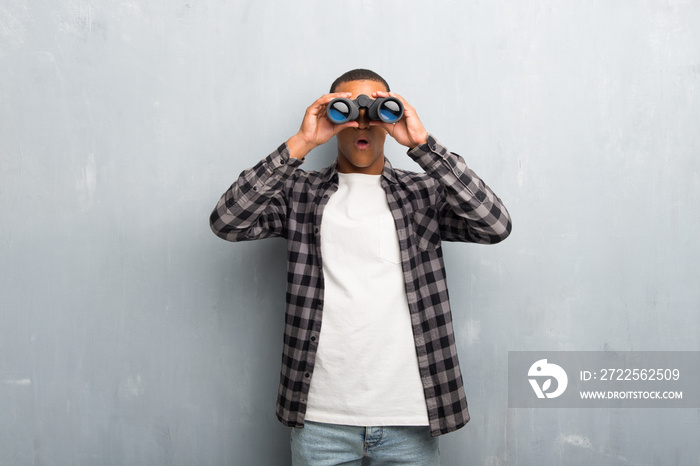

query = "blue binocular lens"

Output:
[[326, 94, 404, 124], [327, 101, 354, 123], [378, 100, 402, 122]]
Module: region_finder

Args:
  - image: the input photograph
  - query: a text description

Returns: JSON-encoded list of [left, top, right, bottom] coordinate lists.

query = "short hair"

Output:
[[329, 69, 391, 93]]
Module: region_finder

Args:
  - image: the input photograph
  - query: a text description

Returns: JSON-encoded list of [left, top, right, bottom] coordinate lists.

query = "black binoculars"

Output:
[[326, 94, 404, 124]]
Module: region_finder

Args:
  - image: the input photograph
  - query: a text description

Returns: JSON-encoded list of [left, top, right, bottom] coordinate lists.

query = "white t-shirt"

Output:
[[304, 172, 429, 427]]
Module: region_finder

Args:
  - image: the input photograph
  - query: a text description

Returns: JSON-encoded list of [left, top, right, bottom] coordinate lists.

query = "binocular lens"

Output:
[[327, 101, 352, 123], [326, 94, 404, 124], [379, 100, 402, 123]]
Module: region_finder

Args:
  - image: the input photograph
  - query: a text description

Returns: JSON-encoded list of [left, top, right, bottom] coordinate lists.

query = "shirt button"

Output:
[[310, 335, 317, 342], [304, 373, 310, 378]]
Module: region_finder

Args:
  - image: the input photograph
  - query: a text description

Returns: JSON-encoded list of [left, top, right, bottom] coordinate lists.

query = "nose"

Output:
[[357, 109, 370, 129]]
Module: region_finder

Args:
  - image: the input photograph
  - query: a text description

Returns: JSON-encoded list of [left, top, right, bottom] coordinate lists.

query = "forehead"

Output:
[[335, 79, 388, 97]]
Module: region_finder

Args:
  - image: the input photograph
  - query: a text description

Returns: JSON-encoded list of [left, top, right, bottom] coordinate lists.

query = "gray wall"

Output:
[[2, 1, 699, 464]]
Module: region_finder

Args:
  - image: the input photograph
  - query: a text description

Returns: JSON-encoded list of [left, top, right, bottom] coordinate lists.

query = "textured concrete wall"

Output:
[[1, 1, 699, 464]]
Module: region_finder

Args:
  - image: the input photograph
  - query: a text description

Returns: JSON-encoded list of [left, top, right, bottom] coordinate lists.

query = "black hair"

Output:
[[329, 69, 391, 93]]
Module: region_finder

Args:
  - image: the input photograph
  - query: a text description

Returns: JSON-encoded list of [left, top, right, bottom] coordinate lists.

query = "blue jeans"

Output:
[[290, 421, 440, 466]]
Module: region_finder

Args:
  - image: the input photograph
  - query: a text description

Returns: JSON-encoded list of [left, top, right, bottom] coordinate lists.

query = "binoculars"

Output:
[[326, 94, 404, 124]]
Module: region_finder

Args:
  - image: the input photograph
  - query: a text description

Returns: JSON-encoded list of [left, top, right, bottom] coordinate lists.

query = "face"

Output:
[[333, 80, 389, 175]]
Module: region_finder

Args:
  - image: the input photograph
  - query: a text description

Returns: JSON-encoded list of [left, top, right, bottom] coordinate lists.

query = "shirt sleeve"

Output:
[[209, 143, 304, 242], [407, 134, 512, 244]]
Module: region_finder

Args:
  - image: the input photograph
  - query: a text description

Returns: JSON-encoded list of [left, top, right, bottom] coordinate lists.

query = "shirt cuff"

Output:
[[407, 134, 450, 164], [262, 142, 305, 176]]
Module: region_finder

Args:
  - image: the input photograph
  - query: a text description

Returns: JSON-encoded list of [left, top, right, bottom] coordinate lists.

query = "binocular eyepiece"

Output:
[[326, 94, 404, 125]]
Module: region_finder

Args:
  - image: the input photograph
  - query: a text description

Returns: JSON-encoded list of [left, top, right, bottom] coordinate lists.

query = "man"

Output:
[[210, 69, 512, 465]]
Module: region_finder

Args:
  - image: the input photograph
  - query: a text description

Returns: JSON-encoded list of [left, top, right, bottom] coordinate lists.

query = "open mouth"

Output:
[[354, 137, 370, 150]]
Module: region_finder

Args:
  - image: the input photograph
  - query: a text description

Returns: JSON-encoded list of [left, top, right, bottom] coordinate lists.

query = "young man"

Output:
[[210, 69, 512, 465]]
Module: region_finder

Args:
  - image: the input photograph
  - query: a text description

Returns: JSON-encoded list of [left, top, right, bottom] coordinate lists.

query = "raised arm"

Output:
[[370, 91, 512, 244], [210, 92, 359, 241], [209, 145, 298, 242], [408, 136, 512, 244]]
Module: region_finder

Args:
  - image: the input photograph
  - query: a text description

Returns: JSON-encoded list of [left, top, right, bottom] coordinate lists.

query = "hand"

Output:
[[369, 91, 429, 149], [286, 92, 359, 159]]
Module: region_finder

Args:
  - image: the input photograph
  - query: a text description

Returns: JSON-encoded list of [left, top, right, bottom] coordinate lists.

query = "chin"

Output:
[[349, 156, 378, 168], [337, 145, 384, 173]]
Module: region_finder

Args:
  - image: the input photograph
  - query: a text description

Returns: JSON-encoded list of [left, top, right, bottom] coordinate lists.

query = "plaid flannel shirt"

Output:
[[210, 134, 512, 437]]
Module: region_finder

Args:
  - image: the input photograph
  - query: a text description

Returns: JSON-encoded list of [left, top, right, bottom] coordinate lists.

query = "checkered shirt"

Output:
[[210, 134, 512, 437]]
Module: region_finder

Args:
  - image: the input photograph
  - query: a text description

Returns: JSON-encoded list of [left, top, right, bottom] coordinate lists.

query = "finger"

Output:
[[307, 92, 353, 116], [369, 119, 390, 129], [330, 120, 359, 135], [337, 120, 359, 129], [371, 91, 416, 118], [317, 92, 353, 105], [369, 120, 396, 135], [372, 90, 406, 102]]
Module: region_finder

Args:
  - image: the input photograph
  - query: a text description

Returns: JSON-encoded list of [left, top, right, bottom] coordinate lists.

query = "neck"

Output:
[[336, 154, 385, 175]]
